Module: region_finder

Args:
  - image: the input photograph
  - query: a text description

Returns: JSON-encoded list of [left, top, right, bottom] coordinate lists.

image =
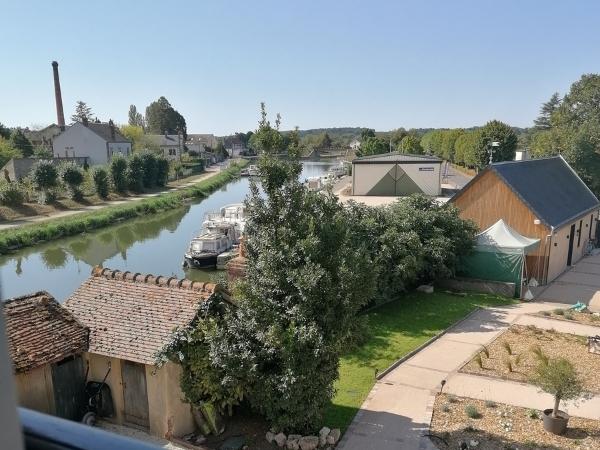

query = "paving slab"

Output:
[[573, 261, 600, 275], [557, 270, 600, 287], [404, 339, 482, 372], [444, 373, 600, 420], [537, 283, 600, 305], [383, 364, 448, 390], [338, 383, 436, 450], [515, 314, 600, 336]]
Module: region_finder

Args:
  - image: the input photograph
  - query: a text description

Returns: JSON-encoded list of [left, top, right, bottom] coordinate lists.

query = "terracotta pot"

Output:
[[542, 409, 569, 435]]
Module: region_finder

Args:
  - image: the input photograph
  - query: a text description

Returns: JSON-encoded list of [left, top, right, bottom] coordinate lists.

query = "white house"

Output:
[[52, 121, 132, 165], [146, 134, 183, 160], [187, 134, 217, 150]]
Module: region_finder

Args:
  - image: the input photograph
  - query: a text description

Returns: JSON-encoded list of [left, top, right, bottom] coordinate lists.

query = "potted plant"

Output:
[[530, 357, 584, 435]]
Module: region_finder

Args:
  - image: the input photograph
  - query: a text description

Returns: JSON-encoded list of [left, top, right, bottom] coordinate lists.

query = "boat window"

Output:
[[191, 241, 214, 252]]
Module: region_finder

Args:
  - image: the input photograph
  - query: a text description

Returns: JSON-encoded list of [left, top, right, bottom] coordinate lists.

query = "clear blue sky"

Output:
[[2, 1, 600, 135]]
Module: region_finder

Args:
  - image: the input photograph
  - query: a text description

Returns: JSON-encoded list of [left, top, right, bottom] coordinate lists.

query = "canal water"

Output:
[[0, 161, 335, 302]]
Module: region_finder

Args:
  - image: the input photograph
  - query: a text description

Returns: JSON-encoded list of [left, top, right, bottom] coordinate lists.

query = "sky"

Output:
[[2, 1, 600, 135]]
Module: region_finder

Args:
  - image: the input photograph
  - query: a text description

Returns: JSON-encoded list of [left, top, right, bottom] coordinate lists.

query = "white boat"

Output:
[[183, 222, 240, 269], [240, 164, 259, 177], [203, 203, 246, 235]]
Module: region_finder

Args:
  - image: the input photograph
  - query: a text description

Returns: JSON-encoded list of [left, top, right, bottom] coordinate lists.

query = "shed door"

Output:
[[51, 355, 85, 420], [121, 361, 149, 429], [567, 224, 576, 266]]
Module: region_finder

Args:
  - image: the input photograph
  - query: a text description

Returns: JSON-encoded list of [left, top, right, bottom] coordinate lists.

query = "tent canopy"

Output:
[[475, 219, 540, 254]]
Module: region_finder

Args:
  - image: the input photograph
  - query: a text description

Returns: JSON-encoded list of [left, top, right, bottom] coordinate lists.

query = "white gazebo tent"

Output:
[[459, 219, 540, 296]]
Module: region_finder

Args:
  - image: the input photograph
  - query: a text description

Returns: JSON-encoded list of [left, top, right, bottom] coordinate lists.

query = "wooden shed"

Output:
[[451, 156, 600, 285]]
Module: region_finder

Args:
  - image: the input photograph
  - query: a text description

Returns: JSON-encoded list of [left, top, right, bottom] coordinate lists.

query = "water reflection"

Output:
[[0, 161, 335, 302]]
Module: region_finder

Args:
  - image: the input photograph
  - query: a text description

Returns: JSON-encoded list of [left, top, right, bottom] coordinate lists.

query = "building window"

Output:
[[590, 214, 594, 240], [577, 220, 583, 247]]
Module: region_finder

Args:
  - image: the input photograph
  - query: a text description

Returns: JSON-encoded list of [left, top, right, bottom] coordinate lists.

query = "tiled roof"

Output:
[[3, 292, 89, 373], [352, 152, 442, 163], [86, 122, 130, 143], [64, 267, 218, 365]]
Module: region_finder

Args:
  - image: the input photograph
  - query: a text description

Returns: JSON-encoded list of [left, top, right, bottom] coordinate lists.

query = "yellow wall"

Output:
[[14, 365, 54, 414], [84, 353, 193, 439]]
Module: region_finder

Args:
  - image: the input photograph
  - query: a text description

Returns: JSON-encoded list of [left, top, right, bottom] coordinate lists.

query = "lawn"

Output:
[[322, 290, 514, 431]]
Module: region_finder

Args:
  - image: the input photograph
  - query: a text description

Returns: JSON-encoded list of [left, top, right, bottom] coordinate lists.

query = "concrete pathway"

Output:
[[0, 168, 223, 231], [338, 301, 600, 450], [535, 252, 600, 310]]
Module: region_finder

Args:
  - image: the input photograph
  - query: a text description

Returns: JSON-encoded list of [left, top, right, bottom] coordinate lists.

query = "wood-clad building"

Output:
[[451, 156, 599, 285]]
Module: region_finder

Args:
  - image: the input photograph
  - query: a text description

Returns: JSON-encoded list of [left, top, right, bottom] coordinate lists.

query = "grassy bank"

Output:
[[0, 162, 247, 254], [323, 291, 514, 431]]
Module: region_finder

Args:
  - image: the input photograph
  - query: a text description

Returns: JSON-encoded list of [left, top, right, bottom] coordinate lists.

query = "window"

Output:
[[577, 220, 582, 247], [590, 214, 594, 239]]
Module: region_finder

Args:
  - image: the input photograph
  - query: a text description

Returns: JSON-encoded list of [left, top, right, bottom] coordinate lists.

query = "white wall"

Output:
[[53, 123, 131, 166]]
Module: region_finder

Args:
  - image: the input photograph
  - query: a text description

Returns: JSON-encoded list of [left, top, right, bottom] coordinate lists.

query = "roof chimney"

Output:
[[51, 61, 66, 130], [109, 119, 115, 140]]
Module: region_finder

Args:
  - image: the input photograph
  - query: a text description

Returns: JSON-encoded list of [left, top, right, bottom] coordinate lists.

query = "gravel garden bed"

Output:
[[536, 308, 600, 327], [429, 394, 600, 450], [460, 325, 600, 393]]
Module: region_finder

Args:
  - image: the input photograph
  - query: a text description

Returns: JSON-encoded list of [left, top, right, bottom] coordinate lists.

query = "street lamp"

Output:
[[489, 141, 500, 165]]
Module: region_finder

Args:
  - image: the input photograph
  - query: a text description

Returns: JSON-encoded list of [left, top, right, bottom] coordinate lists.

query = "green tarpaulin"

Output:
[[459, 219, 540, 297]]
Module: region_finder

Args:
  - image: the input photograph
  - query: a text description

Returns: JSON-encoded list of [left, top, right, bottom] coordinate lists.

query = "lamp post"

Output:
[[489, 141, 500, 165]]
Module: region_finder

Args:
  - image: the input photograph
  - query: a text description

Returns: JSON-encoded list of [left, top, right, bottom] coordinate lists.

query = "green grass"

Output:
[[323, 290, 514, 430], [0, 161, 247, 254]]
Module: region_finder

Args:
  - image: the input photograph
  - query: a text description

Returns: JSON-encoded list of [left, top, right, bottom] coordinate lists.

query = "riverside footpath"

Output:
[[0, 167, 224, 231]]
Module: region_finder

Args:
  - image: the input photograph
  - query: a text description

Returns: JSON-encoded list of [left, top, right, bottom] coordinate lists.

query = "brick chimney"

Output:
[[109, 119, 115, 140], [51, 61, 66, 130]]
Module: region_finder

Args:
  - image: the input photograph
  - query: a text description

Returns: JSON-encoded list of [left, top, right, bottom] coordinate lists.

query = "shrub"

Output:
[[503, 356, 513, 373], [126, 153, 145, 193], [156, 157, 169, 187], [0, 181, 24, 206], [110, 156, 128, 192], [484, 400, 496, 408], [92, 167, 110, 199], [531, 345, 549, 366], [481, 345, 490, 358], [541, 310, 551, 316], [464, 405, 481, 419], [31, 160, 58, 204], [140, 152, 158, 189], [59, 162, 84, 200], [502, 341, 513, 355], [514, 353, 523, 366], [448, 395, 458, 404], [527, 409, 540, 419], [474, 354, 483, 369], [554, 308, 565, 316], [530, 357, 584, 418], [564, 312, 574, 320], [33, 147, 53, 159]]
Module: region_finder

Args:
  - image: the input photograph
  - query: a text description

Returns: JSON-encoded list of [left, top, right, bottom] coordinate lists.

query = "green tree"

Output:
[[110, 156, 128, 193], [205, 105, 368, 432], [441, 129, 464, 161], [31, 160, 58, 204], [128, 104, 144, 127], [145, 96, 187, 138], [0, 138, 22, 168], [318, 132, 332, 149], [420, 130, 444, 156], [214, 141, 228, 159], [357, 136, 388, 157], [140, 152, 158, 189], [156, 157, 169, 187], [390, 128, 408, 150], [360, 128, 376, 140], [92, 167, 110, 199], [120, 125, 145, 152], [530, 358, 584, 419], [59, 162, 85, 200], [71, 100, 94, 123], [247, 103, 283, 154], [534, 92, 561, 130], [400, 134, 423, 154], [33, 147, 53, 159], [0, 123, 11, 140], [468, 121, 517, 169], [9, 129, 33, 157]]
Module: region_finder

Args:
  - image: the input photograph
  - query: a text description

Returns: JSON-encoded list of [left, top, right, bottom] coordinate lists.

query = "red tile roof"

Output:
[[3, 292, 89, 373], [64, 267, 218, 365]]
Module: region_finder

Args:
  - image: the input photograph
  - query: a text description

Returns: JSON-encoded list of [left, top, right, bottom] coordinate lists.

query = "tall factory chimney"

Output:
[[51, 61, 66, 130]]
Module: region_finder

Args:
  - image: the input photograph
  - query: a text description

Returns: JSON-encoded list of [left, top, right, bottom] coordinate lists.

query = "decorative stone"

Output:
[[326, 429, 340, 445], [319, 427, 331, 446], [299, 436, 319, 450], [469, 440, 480, 448], [287, 434, 301, 450], [274, 432, 287, 448], [417, 284, 434, 294], [266, 431, 275, 444]]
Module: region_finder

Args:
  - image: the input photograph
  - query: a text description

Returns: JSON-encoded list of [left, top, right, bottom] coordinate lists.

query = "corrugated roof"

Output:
[[3, 292, 89, 373], [455, 156, 599, 229], [64, 267, 217, 365], [353, 152, 442, 163]]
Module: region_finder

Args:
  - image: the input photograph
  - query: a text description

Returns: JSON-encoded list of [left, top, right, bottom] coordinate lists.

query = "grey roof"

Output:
[[352, 152, 442, 164], [86, 123, 130, 143], [147, 134, 183, 146], [462, 156, 599, 229]]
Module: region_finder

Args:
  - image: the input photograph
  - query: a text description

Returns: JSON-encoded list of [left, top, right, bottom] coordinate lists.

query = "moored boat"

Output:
[[183, 222, 240, 269]]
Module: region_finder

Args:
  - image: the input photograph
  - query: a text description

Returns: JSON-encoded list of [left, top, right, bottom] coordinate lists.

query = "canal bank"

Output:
[[0, 161, 336, 302], [0, 162, 247, 255]]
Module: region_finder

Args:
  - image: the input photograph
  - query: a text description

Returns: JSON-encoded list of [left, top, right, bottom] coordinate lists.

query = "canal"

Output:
[[0, 161, 336, 302]]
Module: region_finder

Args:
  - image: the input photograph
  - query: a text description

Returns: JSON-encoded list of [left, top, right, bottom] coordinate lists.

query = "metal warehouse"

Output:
[[351, 152, 443, 196]]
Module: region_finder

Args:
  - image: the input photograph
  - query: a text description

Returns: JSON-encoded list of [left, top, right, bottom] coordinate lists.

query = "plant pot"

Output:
[[542, 408, 569, 435]]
